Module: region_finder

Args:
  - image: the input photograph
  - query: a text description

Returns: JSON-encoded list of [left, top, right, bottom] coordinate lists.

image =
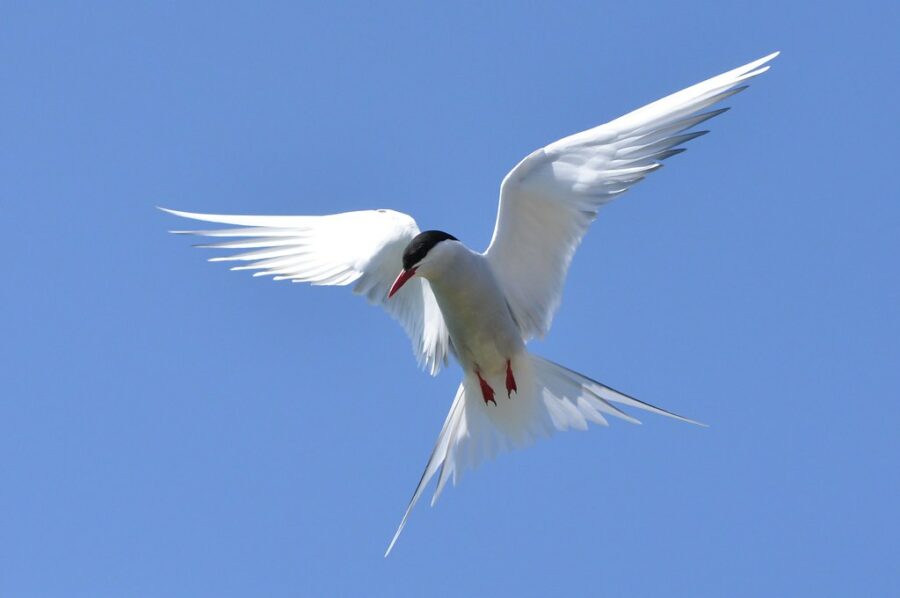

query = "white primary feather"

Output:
[[161, 208, 451, 375], [485, 52, 779, 340]]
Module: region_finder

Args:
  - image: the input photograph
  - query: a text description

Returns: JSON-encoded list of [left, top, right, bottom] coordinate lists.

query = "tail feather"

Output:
[[533, 356, 706, 426], [384, 384, 465, 558], [384, 352, 703, 556]]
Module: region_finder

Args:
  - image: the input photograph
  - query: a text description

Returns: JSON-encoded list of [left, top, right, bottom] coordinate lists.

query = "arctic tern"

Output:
[[163, 51, 778, 555]]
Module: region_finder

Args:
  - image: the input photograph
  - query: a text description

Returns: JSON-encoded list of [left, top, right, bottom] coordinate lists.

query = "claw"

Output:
[[476, 371, 496, 405], [505, 359, 517, 398]]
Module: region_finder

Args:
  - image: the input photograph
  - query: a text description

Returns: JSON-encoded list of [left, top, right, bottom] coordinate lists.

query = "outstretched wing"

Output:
[[162, 208, 451, 375], [484, 52, 778, 340]]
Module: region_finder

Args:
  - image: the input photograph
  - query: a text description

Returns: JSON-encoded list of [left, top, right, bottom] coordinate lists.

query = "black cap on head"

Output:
[[402, 230, 457, 270]]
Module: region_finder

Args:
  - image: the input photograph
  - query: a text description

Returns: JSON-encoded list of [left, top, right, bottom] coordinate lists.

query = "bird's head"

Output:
[[388, 230, 458, 298]]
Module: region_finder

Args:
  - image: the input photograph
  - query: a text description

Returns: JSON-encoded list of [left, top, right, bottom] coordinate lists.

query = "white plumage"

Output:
[[167, 209, 452, 375], [163, 52, 778, 556], [487, 52, 777, 340]]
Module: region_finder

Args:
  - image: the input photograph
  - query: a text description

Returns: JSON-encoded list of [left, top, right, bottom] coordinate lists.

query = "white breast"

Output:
[[418, 241, 525, 375]]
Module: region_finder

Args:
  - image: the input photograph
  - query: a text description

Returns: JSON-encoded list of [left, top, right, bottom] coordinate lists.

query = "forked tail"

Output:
[[384, 352, 703, 556]]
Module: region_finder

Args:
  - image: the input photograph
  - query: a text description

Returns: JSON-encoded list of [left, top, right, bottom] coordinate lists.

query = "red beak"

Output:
[[388, 268, 417, 298]]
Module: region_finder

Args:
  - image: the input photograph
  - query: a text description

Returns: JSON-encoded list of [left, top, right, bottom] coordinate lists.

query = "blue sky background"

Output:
[[2, 1, 898, 596]]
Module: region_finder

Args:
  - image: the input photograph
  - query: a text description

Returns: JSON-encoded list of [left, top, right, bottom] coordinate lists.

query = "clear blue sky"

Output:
[[2, 2, 898, 596]]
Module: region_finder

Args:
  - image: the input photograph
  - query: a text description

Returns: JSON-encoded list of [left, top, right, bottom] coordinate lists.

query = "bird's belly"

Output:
[[437, 290, 524, 376], [454, 327, 519, 376]]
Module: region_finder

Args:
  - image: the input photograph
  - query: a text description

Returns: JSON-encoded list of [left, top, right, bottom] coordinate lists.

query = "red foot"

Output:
[[505, 359, 517, 398], [476, 371, 496, 405]]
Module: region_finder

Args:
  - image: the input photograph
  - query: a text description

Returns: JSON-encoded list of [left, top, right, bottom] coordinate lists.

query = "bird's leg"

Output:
[[476, 369, 496, 406], [505, 359, 517, 398]]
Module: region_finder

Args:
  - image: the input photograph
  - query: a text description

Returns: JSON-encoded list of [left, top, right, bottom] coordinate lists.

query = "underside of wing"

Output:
[[162, 208, 451, 375], [485, 52, 778, 340]]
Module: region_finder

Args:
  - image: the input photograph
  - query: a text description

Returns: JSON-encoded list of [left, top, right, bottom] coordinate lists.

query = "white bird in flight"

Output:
[[163, 52, 778, 556]]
